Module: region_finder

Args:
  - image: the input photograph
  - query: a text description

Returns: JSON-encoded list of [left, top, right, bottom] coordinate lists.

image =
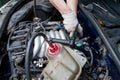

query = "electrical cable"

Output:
[[33, 0, 37, 17]]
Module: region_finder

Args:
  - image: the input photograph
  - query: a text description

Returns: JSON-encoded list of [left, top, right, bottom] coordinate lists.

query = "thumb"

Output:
[[69, 31, 74, 38], [77, 24, 83, 36]]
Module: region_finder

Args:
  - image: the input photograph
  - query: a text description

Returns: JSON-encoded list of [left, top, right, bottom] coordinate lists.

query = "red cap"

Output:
[[48, 43, 61, 56]]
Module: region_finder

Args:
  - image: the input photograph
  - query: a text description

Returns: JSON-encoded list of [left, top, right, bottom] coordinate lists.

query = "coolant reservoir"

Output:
[[42, 43, 86, 80]]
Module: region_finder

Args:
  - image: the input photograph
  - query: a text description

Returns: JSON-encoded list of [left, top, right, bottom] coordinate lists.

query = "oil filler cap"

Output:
[[48, 43, 61, 56]]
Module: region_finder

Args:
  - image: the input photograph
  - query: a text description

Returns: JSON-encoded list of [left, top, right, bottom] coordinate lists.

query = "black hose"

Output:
[[25, 32, 48, 80], [88, 48, 93, 66], [79, 4, 120, 72]]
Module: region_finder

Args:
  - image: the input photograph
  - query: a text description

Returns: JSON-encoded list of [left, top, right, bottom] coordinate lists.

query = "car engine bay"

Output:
[[6, 19, 111, 80], [0, 0, 119, 80]]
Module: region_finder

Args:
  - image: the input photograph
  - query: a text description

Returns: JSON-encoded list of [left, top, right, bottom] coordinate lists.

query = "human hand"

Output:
[[62, 12, 83, 37]]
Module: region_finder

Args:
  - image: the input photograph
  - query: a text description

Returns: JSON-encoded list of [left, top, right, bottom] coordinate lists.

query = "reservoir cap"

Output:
[[48, 43, 61, 56]]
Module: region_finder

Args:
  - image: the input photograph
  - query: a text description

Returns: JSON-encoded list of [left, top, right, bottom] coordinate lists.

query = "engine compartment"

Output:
[[0, 0, 119, 80], [6, 20, 110, 80]]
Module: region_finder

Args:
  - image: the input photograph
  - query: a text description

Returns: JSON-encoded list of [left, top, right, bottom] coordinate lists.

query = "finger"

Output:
[[77, 24, 83, 36], [69, 31, 74, 38]]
